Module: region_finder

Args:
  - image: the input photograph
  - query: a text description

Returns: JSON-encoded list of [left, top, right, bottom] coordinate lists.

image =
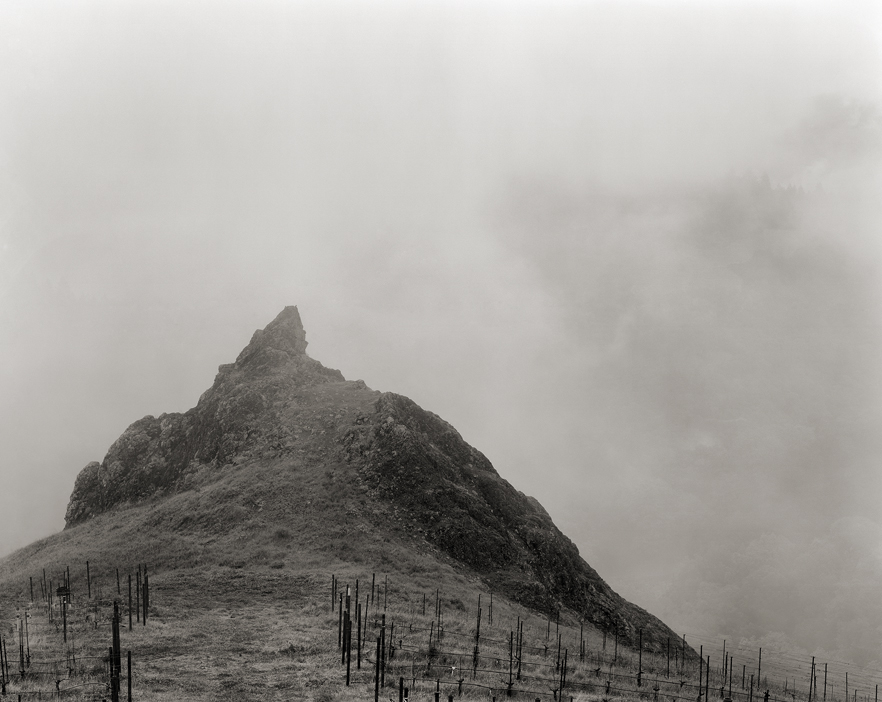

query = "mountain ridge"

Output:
[[64, 306, 685, 651]]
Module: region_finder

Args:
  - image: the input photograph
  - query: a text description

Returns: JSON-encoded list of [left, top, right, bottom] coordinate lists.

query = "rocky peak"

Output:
[[233, 306, 308, 370]]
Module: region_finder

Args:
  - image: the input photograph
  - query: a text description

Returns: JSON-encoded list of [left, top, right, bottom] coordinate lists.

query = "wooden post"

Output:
[[24, 613, 29, 667], [699, 646, 704, 698], [345, 612, 352, 685], [824, 663, 827, 701], [706, 656, 710, 702], [128, 574, 133, 630], [357, 603, 362, 670], [517, 620, 523, 681], [127, 651, 132, 702], [110, 646, 117, 702], [338, 594, 343, 648], [508, 630, 514, 696], [638, 629, 643, 686], [809, 658, 815, 702], [758, 648, 761, 689], [136, 569, 141, 624], [374, 636, 381, 702], [87, 561, 91, 599], [380, 614, 386, 689], [0, 635, 5, 696], [143, 571, 148, 624], [729, 656, 733, 698], [667, 637, 670, 678]]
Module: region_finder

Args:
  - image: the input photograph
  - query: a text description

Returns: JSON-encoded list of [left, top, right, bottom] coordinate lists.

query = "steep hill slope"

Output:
[[61, 306, 678, 650]]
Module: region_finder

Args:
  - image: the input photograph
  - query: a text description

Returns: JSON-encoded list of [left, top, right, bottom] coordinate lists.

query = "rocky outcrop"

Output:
[[65, 306, 686, 652], [65, 306, 345, 525]]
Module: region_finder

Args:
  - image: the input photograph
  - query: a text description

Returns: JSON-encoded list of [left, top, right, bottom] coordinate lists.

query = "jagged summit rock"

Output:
[[64, 307, 684, 652], [234, 305, 308, 369]]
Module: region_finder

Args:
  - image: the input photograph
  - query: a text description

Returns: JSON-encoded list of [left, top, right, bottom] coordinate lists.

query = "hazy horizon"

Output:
[[2, 0, 881, 668]]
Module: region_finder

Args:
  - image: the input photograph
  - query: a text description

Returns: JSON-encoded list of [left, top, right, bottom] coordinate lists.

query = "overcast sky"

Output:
[[2, 0, 882, 666]]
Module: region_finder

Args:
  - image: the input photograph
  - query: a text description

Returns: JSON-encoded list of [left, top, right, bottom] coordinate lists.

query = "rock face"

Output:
[[65, 306, 681, 650], [65, 307, 343, 525]]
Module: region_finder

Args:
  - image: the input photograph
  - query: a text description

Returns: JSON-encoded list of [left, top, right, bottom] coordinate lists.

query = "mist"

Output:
[[1, 0, 881, 666]]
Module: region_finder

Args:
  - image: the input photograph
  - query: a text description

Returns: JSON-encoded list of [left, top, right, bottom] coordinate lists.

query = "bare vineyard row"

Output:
[[328, 574, 882, 702], [0, 562, 150, 700]]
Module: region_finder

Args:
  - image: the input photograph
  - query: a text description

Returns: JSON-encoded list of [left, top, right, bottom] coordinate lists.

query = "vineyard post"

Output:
[[127, 651, 132, 702], [556, 633, 561, 672], [847, 671, 849, 702], [357, 602, 362, 669], [63, 594, 68, 643], [338, 594, 343, 648], [87, 561, 91, 599], [729, 657, 733, 698], [638, 629, 643, 686], [374, 636, 380, 702], [332, 574, 336, 612], [109, 646, 117, 702], [508, 630, 513, 697], [342, 609, 348, 664], [743, 665, 746, 689], [24, 612, 29, 667], [809, 658, 815, 702], [824, 663, 827, 701], [399, 676, 404, 702], [758, 649, 762, 689], [0, 635, 4, 696], [1, 636, 8, 689], [136, 569, 141, 624], [380, 613, 387, 688], [128, 574, 132, 630], [517, 620, 523, 681], [346, 611, 352, 686], [475, 595, 481, 659], [700, 646, 704, 698], [489, 592, 493, 625], [723, 641, 727, 679], [705, 656, 710, 702], [384, 575, 388, 612], [143, 568, 149, 624]]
